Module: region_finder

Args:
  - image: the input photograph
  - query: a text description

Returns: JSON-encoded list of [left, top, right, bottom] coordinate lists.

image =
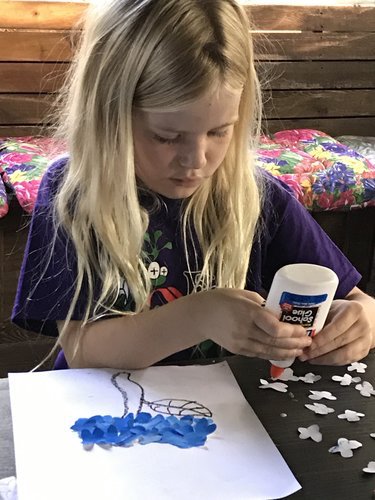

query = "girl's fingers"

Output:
[[305, 337, 370, 366]]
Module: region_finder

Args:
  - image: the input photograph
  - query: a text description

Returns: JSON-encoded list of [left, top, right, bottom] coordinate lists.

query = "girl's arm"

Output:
[[299, 287, 375, 365], [58, 288, 311, 369]]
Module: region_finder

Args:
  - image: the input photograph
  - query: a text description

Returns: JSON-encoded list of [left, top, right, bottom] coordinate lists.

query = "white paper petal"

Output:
[[329, 438, 362, 458], [308, 390, 337, 401], [305, 403, 335, 415], [0, 476, 17, 500], [298, 424, 322, 442], [347, 362, 367, 373], [370, 433, 375, 439], [259, 379, 288, 392], [331, 374, 361, 386], [355, 381, 375, 397], [273, 368, 299, 382], [363, 462, 375, 474], [298, 373, 322, 384], [337, 410, 365, 422]]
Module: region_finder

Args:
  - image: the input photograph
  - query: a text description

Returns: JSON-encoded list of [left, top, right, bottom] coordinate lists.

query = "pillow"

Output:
[[265, 129, 375, 211], [0, 137, 67, 214], [335, 135, 375, 166]]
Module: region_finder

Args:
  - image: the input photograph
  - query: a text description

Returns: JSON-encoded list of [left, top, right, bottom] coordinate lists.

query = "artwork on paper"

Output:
[[71, 371, 216, 449]]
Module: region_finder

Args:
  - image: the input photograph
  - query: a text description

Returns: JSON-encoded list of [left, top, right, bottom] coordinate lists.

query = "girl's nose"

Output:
[[178, 140, 207, 169]]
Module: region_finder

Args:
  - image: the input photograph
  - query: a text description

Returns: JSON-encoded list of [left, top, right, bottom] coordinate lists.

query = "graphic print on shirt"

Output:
[[144, 229, 185, 307]]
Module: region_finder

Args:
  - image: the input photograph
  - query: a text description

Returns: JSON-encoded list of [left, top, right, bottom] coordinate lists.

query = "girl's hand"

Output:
[[298, 288, 375, 366], [204, 288, 311, 360]]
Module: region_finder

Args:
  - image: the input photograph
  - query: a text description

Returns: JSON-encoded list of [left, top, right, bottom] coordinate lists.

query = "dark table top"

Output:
[[1, 352, 375, 499]]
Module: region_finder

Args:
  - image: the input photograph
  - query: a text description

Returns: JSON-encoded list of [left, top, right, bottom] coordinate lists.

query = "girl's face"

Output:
[[133, 85, 242, 199]]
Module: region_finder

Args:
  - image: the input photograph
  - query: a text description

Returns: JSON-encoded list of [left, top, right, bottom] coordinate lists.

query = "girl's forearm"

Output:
[[59, 293, 209, 369]]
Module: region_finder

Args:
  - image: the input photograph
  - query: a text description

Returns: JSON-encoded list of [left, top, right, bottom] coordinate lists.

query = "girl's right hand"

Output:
[[201, 288, 311, 361]]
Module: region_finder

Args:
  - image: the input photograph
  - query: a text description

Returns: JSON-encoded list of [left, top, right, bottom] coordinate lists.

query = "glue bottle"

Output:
[[265, 263, 339, 378]]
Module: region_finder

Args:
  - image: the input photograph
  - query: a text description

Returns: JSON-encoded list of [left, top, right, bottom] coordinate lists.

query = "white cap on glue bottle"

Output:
[[265, 263, 339, 378]]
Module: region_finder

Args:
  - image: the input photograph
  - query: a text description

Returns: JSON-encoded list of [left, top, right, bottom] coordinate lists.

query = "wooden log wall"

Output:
[[0, 2, 375, 137]]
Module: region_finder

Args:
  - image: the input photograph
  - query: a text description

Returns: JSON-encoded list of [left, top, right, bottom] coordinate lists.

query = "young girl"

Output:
[[12, 0, 375, 370]]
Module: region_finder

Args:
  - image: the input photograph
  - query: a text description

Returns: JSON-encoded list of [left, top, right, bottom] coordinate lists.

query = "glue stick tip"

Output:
[[270, 365, 285, 379]]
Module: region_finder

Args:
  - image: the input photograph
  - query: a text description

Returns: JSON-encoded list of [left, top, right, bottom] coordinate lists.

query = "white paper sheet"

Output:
[[9, 362, 301, 500]]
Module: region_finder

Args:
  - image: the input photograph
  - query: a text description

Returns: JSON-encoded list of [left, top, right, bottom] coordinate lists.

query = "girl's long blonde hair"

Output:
[[52, 0, 262, 353]]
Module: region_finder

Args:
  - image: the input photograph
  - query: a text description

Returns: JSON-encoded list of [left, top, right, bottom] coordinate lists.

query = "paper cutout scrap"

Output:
[[329, 438, 362, 458], [370, 433, 375, 439], [0, 476, 17, 500], [298, 424, 322, 442], [363, 462, 375, 474], [355, 381, 375, 397], [308, 390, 337, 401], [259, 379, 288, 392], [298, 373, 322, 384], [305, 402, 335, 415], [347, 362, 367, 373], [71, 412, 217, 449], [332, 374, 361, 386], [272, 368, 299, 381], [338, 410, 365, 422]]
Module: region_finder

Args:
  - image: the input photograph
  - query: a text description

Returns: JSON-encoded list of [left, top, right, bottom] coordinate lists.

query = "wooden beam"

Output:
[[0, 125, 47, 136], [0, 30, 75, 62], [0, 62, 69, 92], [0, 94, 55, 124], [263, 117, 375, 137], [254, 32, 375, 61], [258, 61, 375, 90], [0, 1, 86, 30], [264, 89, 375, 119], [247, 5, 375, 32]]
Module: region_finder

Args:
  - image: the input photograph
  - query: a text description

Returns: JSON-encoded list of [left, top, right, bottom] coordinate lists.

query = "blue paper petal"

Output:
[[72, 412, 216, 449]]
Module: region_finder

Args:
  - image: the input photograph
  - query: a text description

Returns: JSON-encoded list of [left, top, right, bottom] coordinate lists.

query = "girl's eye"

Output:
[[153, 134, 179, 145], [209, 129, 228, 138]]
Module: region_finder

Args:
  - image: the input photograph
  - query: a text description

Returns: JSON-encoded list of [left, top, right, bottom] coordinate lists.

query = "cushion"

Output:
[[257, 129, 375, 212], [0, 137, 67, 215]]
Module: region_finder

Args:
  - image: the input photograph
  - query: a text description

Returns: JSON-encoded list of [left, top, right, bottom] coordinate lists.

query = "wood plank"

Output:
[[0, 62, 69, 92], [247, 5, 375, 32], [0, 30, 76, 62], [258, 61, 375, 90], [254, 32, 375, 61], [0, 1, 86, 30], [262, 117, 375, 137], [0, 94, 55, 124], [0, 125, 47, 137], [0, 3, 374, 33], [264, 89, 375, 119]]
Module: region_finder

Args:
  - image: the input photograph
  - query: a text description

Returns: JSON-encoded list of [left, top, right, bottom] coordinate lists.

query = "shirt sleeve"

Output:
[[12, 157, 87, 336], [260, 175, 362, 299]]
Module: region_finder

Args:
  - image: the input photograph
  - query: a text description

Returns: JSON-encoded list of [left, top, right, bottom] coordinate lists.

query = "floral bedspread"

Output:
[[0, 130, 374, 218], [0, 137, 67, 217], [257, 129, 375, 211]]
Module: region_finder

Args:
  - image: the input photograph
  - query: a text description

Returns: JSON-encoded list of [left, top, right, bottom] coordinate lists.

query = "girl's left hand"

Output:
[[298, 289, 375, 365]]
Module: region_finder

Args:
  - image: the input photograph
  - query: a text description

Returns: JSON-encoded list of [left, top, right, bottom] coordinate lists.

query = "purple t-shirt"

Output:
[[12, 157, 361, 366]]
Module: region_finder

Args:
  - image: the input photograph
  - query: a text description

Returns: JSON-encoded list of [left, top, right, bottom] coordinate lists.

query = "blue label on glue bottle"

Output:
[[278, 291, 328, 337]]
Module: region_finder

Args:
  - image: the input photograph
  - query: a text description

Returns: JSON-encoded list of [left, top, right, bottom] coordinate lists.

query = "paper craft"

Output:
[[9, 363, 301, 500], [370, 433, 375, 439], [298, 424, 322, 442], [355, 381, 375, 397], [298, 373, 322, 384], [71, 371, 216, 449], [259, 379, 288, 392], [305, 402, 335, 415], [328, 438, 362, 458], [363, 462, 375, 474], [347, 362, 367, 373], [337, 410, 365, 422], [308, 390, 336, 401], [0, 476, 17, 500], [332, 374, 361, 386], [271, 368, 299, 381]]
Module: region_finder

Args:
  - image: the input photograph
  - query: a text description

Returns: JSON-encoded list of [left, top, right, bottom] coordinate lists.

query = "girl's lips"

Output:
[[170, 177, 201, 186]]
